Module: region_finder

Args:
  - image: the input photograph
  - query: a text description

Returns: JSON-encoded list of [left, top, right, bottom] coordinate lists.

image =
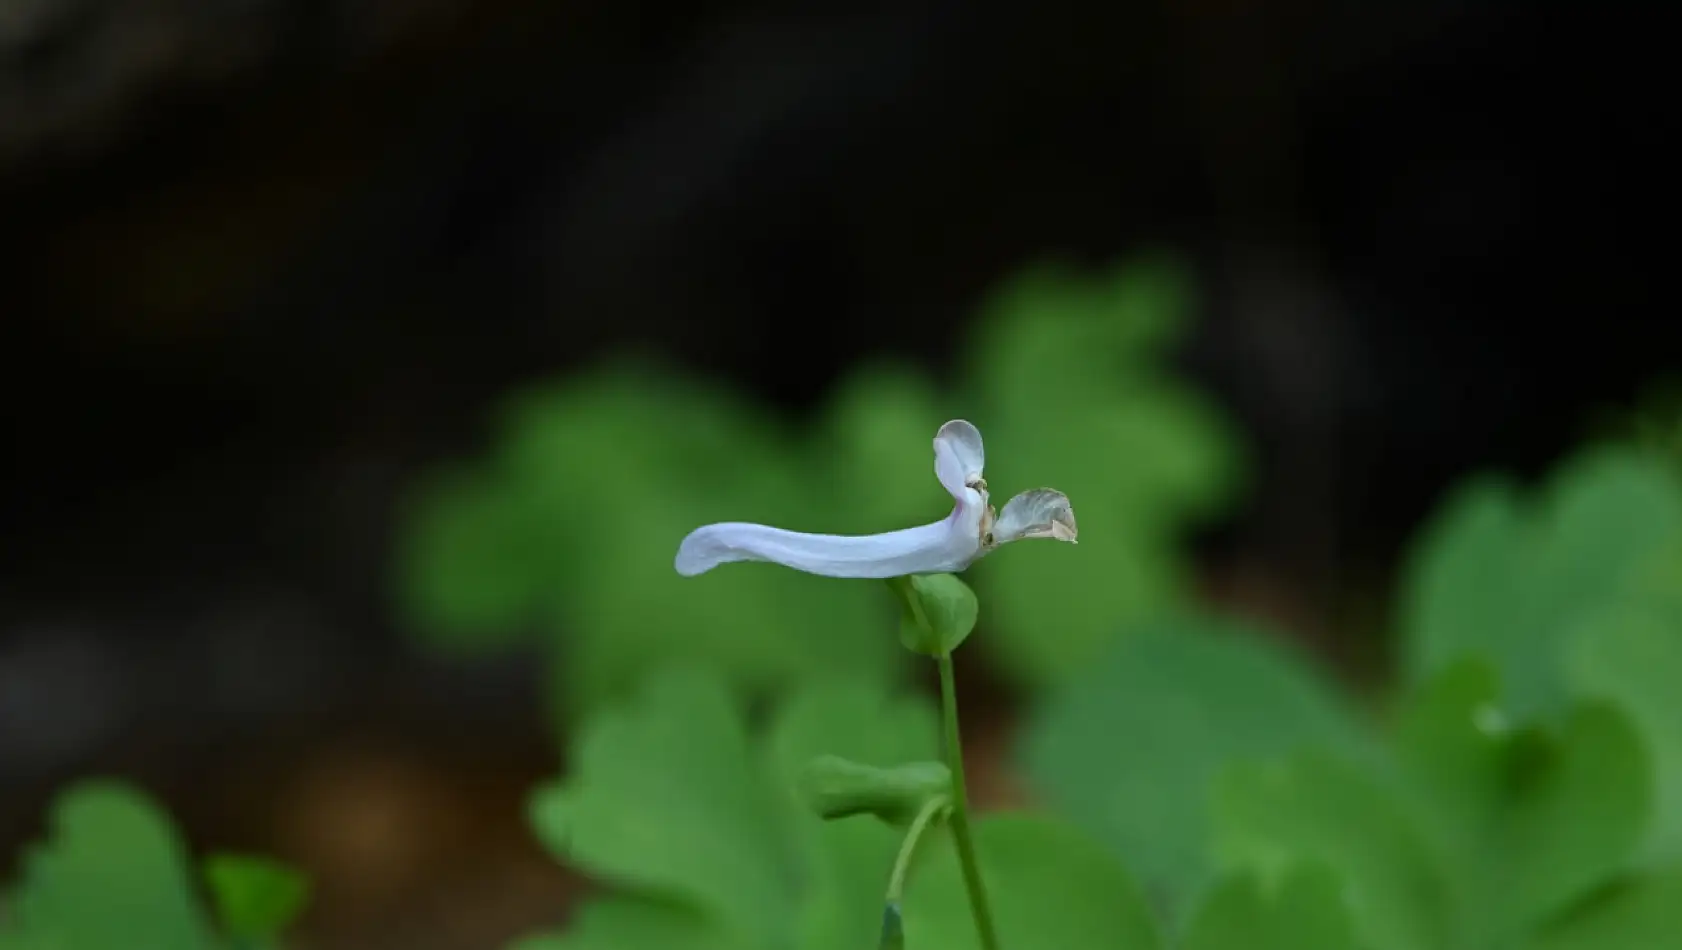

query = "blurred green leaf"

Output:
[[1212, 753, 1449, 950], [1398, 447, 1682, 718], [1019, 611, 1366, 918], [1521, 869, 1682, 950], [397, 359, 907, 718], [1566, 573, 1682, 862], [1179, 864, 1366, 950], [1252, 662, 1652, 950], [1497, 704, 1651, 931], [2, 781, 217, 950], [958, 258, 1244, 688], [822, 362, 951, 529], [1399, 445, 1682, 864], [902, 815, 1161, 950], [1387, 659, 1512, 880], [202, 854, 310, 943]]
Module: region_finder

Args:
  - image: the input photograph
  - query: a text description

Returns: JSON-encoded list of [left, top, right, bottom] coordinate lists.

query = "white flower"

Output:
[[674, 420, 1076, 578]]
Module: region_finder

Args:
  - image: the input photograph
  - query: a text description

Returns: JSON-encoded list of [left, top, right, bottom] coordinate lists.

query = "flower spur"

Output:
[[674, 420, 1076, 578]]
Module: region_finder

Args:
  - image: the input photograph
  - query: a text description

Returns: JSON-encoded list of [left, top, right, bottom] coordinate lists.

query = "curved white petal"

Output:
[[675, 505, 985, 578], [934, 419, 986, 500], [992, 488, 1077, 545]]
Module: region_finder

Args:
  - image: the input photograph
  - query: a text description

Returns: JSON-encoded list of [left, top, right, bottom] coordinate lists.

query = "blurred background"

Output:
[[2, 2, 1677, 948]]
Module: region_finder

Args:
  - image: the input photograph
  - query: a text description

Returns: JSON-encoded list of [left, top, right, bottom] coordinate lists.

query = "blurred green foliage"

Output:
[[1019, 442, 1682, 950], [1020, 612, 1372, 918], [0, 782, 308, 950], [1398, 445, 1682, 861], [396, 255, 1242, 718]]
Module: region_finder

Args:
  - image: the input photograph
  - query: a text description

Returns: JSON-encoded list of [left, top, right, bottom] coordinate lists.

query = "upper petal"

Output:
[[675, 508, 984, 579], [934, 419, 986, 500], [992, 488, 1078, 545]]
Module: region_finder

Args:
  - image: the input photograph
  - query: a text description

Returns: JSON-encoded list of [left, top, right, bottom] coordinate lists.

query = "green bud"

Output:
[[798, 755, 952, 826], [885, 573, 979, 656]]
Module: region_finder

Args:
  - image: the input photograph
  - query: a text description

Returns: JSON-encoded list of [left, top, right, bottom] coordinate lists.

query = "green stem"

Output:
[[887, 794, 950, 904], [937, 651, 1001, 950], [879, 793, 950, 950]]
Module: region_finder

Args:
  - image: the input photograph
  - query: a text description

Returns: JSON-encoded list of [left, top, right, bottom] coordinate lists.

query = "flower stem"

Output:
[[880, 793, 949, 950], [937, 650, 1001, 950]]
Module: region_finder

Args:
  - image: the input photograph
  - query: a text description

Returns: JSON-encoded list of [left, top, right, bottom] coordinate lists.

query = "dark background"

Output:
[[2, 2, 1675, 946]]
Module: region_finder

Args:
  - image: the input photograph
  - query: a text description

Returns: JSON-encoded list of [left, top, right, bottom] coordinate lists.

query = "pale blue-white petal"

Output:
[[992, 488, 1077, 545], [675, 508, 984, 579], [933, 420, 986, 500]]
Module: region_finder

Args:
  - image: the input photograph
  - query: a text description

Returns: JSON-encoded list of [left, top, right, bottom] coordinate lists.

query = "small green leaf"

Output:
[[3, 780, 217, 950], [798, 756, 951, 825], [886, 574, 979, 656], [1180, 864, 1366, 950], [1020, 611, 1366, 917], [202, 853, 310, 942], [902, 814, 1162, 949]]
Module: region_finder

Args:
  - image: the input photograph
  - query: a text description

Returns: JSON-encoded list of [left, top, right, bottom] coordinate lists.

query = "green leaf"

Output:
[[3, 781, 217, 950], [1399, 442, 1682, 869], [1212, 753, 1450, 950], [1494, 704, 1653, 934], [960, 258, 1244, 688], [1521, 869, 1682, 950], [396, 360, 908, 720], [1347, 663, 1649, 949], [528, 668, 790, 945], [1500, 702, 1655, 934], [1019, 611, 1365, 917], [886, 574, 979, 656], [1399, 448, 1682, 719], [1566, 570, 1682, 861], [527, 668, 938, 950], [902, 814, 1161, 949], [202, 853, 310, 942], [798, 756, 950, 825], [1180, 864, 1366, 950]]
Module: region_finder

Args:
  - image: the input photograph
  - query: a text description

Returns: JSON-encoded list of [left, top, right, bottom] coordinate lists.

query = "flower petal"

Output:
[[675, 509, 984, 578], [934, 420, 987, 500], [992, 488, 1078, 545]]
